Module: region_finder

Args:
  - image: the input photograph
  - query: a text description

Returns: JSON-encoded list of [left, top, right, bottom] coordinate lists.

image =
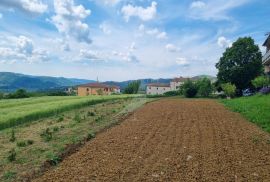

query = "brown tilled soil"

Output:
[[35, 99, 270, 182]]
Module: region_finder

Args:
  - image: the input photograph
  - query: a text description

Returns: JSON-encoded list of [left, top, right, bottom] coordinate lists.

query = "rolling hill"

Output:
[[0, 72, 94, 92]]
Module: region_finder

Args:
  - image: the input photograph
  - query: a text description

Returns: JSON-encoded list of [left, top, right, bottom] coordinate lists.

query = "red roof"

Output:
[[147, 83, 170, 87], [78, 83, 119, 89]]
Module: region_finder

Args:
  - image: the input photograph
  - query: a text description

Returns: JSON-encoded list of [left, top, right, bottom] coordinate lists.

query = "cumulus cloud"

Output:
[[217, 36, 232, 48], [79, 49, 102, 61], [97, 0, 122, 6], [0, 35, 49, 63], [190, 1, 206, 9], [121, 1, 157, 22], [176, 57, 190, 67], [140, 26, 168, 40], [0, 0, 47, 14], [51, 0, 92, 44], [166, 44, 181, 52]]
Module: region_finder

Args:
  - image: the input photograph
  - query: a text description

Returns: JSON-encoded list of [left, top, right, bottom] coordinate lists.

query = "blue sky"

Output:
[[0, 0, 269, 81]]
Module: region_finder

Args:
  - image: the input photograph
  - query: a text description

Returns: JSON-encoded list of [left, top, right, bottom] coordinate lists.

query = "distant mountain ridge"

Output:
[[0, 72, 94, 92], [0, 72, 216, 92]]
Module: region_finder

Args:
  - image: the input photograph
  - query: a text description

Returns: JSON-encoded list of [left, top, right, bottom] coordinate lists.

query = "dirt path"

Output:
[[35, 99, 270, 182]]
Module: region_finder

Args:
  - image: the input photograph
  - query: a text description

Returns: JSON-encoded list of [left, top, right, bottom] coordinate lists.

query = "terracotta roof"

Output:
[[147, 83, 170, 87], [78, 83, 119, 89]]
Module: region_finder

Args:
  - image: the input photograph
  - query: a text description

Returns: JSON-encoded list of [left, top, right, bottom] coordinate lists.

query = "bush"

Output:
[[87, 111, 95, 116], [7, 89, 29, 99], [26, 139, 34, 145], [252, 76, 270, 89], [7, 149, 16, 162], [181, 79, 198, 98], [74, 113, 81, 123], [221, 83, 236, 98], [164, 90, 180, 96], [259, 87, 270, 95], [196, 78, 213, 97], [40, 128, 53, 142], [87, 132, 95, 140], [57, 116, 64, 122], [10, 129, 16, 142], [16, 141, 27, 147]]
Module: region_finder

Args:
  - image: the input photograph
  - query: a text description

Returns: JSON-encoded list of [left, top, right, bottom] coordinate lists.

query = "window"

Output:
[[157, 87, 158, 90], [86, 88, 89, 91]]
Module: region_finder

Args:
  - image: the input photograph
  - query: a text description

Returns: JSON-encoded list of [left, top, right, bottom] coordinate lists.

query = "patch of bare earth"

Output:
[[34, 99, 270, 182]]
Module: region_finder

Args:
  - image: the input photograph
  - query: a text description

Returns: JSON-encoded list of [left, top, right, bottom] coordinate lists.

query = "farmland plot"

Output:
[[36, 99, 270, 182]]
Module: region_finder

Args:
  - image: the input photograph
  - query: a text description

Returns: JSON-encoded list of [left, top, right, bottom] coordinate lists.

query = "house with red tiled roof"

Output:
[[77, 83, 120, 96]]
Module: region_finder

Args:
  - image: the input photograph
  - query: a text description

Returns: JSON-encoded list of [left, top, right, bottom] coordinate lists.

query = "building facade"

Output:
[[77, 83, 120, 96], [146, 77, 187, 95], [263, 34, 270, 75]]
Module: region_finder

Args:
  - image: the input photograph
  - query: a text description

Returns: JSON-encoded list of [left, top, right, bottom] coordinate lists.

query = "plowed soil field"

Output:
[[35, 99, 270, 182]]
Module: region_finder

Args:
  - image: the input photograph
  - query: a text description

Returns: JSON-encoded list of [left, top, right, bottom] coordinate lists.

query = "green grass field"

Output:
[[0, 95, 141, 130], [222, 94, 270, 132]]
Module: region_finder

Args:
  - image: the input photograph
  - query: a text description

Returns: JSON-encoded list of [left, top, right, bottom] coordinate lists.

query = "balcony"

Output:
[[263, 50, 270, 65]]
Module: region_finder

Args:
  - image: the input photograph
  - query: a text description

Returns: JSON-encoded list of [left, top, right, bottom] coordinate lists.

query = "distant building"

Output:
[[146, 77, 188, 95], [77, 83, 120, 96], [263, 34, 270, 75]]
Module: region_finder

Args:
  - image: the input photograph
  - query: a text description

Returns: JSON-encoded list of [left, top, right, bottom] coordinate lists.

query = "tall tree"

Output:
[[216, 37, 263, 95], [124, 80, 141, 94]]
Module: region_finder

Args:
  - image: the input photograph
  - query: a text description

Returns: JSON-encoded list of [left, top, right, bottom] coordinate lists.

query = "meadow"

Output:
[[0, 95, 141, 130], [222, 94, 270, 132]]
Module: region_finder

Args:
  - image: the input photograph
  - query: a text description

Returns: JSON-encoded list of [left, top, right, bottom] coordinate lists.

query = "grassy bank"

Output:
[[0, 95, 141, 130], [0, 97, 152, 181], [221, 94, 270, 132]]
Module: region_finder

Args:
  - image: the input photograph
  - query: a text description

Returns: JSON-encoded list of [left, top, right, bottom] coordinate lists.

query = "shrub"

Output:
[[3, 171, 16, 180], [10, 129, 16, 142], [53, 126, 59, 132], [74, 113, 81, 123], [16, 141, 27, 147], [87, 111, 95, 116], [7, 148, 16, 162], [7, 89, 29, 99], [252, 76, 270, 89], [40, 128, 53, 142], [124, 81, 141, 94], [181, 79, 198, 98], [164, 90, 180, 96], [87, 132, 96, 140], [26, 139, 34, 145], [57, 116, 64, 122], [259, 87, 270, 95], [221, 83, 236, 98]]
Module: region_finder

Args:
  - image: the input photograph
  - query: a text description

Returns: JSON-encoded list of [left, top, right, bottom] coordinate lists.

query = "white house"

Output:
[[146, 77, 188, 95], [146, 83, 171, 95], [263, 34, 270, 75]]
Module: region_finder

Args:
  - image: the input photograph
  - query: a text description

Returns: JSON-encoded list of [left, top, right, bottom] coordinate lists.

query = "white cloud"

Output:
[[98, 0, 122, 6], [51, 0, 92, 44], [16, 36, 33, 55], [0, 35, 49, 63], [79, 49, 102, 61], [190, 1, 206, 9], [0, 0, 47, 14], [166, 44, 180, 52], [217, 36, 232, 48], [121, 1, 157, 22], [176, 57, 190, 67], [99, 22, 111, 35], [188, 0, 250, 21], [142, 26, 168, 40], [156, 32, 167, 40]]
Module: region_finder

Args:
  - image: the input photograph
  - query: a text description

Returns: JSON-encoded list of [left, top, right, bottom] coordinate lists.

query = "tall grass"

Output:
[[221, 94, 270, 132], [0, 95, 141, 130]]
